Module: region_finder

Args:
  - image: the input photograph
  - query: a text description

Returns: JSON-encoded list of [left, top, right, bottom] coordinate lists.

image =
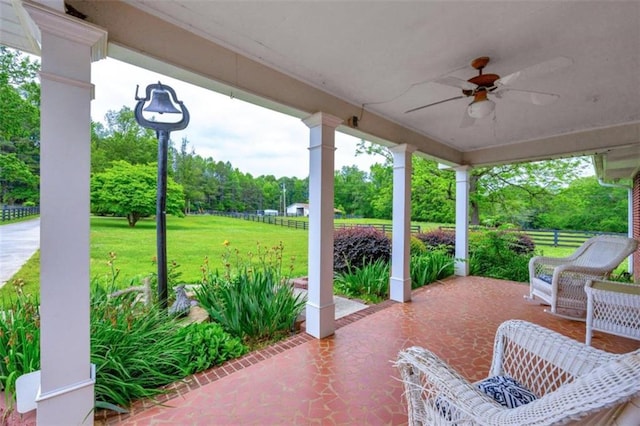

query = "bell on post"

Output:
[[144, 87, 181, 114]]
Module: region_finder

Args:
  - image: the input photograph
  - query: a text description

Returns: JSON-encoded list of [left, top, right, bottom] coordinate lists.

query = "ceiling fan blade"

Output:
[[435, 76, 478, 91], [495, 56, 573, 87], [405, 95, 465, 113], [459, 108, 476, 128], [495, 88, 560, 106]]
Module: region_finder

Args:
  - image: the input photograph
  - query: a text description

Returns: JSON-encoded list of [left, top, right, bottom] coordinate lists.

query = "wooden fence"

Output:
[[197, 211, 624, 248], [440, 226, 626, 249], [1, 206, 39, 222], [193, 210, 422, 233]]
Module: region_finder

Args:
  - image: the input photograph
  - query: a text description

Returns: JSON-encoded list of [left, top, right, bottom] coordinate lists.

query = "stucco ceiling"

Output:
[[3, 1, 640, 180]]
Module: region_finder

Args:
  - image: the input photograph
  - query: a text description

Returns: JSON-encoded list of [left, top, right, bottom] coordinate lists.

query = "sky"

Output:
[[91, 58, 384, 179]]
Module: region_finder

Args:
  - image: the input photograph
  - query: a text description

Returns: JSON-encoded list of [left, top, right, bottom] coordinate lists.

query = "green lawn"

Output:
[[2, 215, 310, 299]]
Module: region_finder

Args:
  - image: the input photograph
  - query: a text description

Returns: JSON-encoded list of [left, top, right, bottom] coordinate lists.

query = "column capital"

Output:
[[453, 165, 473, 172], [302, 112, 343, 129], [389, 143, 416, 154], [23, 0, 107, 61]]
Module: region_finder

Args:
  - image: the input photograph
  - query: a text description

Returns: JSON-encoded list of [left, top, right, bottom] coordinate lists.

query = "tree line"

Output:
[[0, 46, 630, 232]]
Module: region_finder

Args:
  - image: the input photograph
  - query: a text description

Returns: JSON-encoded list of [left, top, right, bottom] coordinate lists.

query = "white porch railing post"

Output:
[[302, 112, 342, 338], [390, 144, 416, 302], [455, 166, 471, 276], [23, 2, 107, 424]]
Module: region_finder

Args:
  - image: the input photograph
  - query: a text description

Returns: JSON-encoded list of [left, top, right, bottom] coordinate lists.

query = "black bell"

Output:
[[143, 89, 181, 114]]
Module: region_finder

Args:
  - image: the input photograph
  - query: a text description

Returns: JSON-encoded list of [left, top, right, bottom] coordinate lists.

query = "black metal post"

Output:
[[157, 129, 169, 309], [134, 82, 189, 310]]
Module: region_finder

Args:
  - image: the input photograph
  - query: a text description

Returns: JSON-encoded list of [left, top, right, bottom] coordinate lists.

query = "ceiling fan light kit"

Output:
[[467, 90, 495, 118]]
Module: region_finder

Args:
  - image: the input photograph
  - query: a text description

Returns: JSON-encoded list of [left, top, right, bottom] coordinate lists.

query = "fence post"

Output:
[[553, 230, 559, 247]]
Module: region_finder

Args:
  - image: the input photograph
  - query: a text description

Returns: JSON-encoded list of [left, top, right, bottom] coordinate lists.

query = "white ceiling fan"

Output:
[[405, 56, 572, 127]]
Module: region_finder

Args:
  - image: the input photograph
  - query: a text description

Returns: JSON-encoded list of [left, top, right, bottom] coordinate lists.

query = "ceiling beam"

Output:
[[462, 122, 640, 167]]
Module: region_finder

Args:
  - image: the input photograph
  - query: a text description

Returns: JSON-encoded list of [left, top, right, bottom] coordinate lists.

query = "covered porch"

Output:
[[1, 1, 639, 423], [91, 276, 639, 425]]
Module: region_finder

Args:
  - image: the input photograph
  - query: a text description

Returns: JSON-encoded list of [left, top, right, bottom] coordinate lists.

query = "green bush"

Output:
[[410, 250, 455, 289], [175, 322, 247, 375], [415, 229, 456, 255], [410, 235, 427, 256], [334, 258, 390, 303], [333, 227, 391, 273], [469, 231, 534, 282]]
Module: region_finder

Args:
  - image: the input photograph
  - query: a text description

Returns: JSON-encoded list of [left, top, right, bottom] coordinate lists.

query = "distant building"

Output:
[[287, 203, 309, 217]]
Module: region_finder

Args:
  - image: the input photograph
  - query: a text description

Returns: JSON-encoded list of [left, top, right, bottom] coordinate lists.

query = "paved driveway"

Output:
[[0, 218, 40, 286]]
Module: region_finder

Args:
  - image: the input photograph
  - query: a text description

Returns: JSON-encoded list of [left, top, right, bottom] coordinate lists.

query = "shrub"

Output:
[[333, 227, 391, 274], [469, 231, 534, 282], [509, 232, 536, 255], [410, 235, 427, 256], [175, 322, 247, 375], [410, 251, 455, 289], [334, 258, 390, 303], [415, 229, 456, 255]]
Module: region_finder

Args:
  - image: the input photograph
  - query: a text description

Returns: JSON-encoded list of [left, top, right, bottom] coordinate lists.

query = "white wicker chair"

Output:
[[396, 320, 640, 425], [528, 235, 638, 319], [585, 279, 640, 346]]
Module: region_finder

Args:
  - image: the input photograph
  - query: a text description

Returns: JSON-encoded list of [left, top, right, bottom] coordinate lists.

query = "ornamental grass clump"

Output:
[[0, 280, 40, 405], [334, 258, 390, 303], [410, 250, 455, 289], [195, 241, 306, 347]]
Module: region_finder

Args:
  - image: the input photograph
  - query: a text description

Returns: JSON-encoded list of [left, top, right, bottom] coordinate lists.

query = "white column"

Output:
[[302, 112, 342, 338], [454, 166, 471, 276], [389, 144, 415, 302], [24, 2, 107, 424]]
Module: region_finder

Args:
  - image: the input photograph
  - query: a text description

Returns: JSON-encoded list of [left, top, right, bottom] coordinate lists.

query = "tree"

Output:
[[470, 157, 591, 226], [0, 47, 40, 200], [91, 107, 159, 172], [91, 161, 185, 226], [535, 177, 628, 232], [173, 138, 205, 213], [0, 153, 38, 204], [334, 165, 372, 216], [411, 158, 455, 223]]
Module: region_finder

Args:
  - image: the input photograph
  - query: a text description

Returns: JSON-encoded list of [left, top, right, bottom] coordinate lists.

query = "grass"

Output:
[[1, 215, 309, 300], [0, 215, 39, 225]]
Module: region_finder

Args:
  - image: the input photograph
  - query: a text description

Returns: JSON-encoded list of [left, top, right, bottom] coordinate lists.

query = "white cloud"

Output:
[[91, 58, 382, 178]]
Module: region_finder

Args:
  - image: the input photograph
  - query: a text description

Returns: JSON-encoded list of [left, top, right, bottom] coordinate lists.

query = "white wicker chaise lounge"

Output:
[[585, 279, 640, 346], [396, 320, 640, 425], [528, 235, 638, 319]]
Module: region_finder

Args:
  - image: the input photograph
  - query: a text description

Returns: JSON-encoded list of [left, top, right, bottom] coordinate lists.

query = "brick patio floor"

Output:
[[92, 276, 639, 425]]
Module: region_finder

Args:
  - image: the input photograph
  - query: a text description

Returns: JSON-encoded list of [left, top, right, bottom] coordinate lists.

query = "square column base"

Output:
[[305, 302, 335, 338], [390, 277, 411, 302]]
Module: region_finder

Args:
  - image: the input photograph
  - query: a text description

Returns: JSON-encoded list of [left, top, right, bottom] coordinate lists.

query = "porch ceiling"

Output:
[[3, 1, 640, 179]]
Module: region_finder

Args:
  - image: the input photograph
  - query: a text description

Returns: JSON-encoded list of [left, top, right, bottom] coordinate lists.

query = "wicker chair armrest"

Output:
[[529, 256, 571, 268], [554, 264, 610, 277], [491, 320, 616, 383], [396, 346, 503, 424], [585, 279, 640, 297]]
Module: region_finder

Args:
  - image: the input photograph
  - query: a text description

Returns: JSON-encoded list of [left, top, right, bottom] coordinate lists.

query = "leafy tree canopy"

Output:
[[91, 160, 185, 227], [0, 153, 38, 204]]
